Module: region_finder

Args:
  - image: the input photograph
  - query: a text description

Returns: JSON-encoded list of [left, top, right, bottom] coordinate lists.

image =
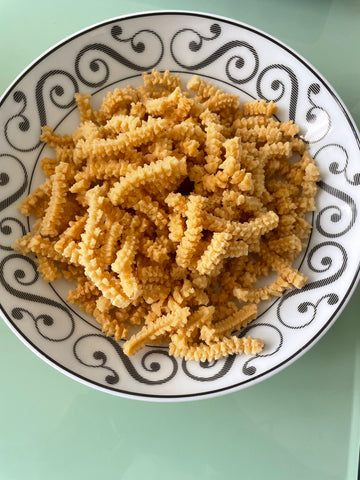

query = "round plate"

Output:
[[1, 11, 359, 401]]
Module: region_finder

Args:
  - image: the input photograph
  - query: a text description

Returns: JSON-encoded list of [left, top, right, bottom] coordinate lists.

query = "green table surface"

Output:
[[1, 1, 360, 479]]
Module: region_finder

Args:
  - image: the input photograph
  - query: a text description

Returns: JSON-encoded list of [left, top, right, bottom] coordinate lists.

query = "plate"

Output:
[[1, 11, 359, 401]]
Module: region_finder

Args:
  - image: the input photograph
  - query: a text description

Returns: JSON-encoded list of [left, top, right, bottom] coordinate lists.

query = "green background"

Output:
[[1, 1, 360, 479]]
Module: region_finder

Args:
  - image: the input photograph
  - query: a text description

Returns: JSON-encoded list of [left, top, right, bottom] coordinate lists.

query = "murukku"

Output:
[[176, 195, 207, 268], [14, 69, 320, 362], [169, 335, 264, 361]]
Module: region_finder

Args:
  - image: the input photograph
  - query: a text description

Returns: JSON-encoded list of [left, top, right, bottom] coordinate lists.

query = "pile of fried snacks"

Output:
[[13, 70, 320, 362]]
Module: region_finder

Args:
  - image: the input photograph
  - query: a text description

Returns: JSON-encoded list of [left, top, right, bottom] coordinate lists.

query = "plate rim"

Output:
[[1, 9, 360, 402]]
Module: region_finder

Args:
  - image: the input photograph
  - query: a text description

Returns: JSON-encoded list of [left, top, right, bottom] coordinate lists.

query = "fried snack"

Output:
[[13, 70, 320, 362]]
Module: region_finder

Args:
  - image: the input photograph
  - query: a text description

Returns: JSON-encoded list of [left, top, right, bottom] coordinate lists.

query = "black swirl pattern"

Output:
[[241, 323, 283, 376], [4, 91, 41, 152], [256, 64, 299, 121], [0, 254, 75, 341], [181, 356, 235, 382], [75, 26, 164, 88], [304, 83, 331, 144], [73, 334, 120, 385], [0, 217, 26, 251], [277, 242, 347, 328], [316, 181, 357, 237], [0, 154, 28, 211], [4, 71, 78, 152], [35, 70, 79, 127], [73, 334, 178, 385], [315, 144, 360, 185], [170, 23, 259, 84]]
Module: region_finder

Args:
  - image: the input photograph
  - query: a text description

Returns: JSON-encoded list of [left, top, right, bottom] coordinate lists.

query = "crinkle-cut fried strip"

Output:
[[291, 137, 306, 154], [129, 102, 146, 119], [260, 141, 293, 160], [40, 157, 57, 176], [72, 121, 104, 144], [292, 216, 312, 242], [267, 234, 303, 255], [95, 85, 138, 123], [279, 120, 300, 137], [75, 117, 169, 161], [40, 125, 74, 148], [223, 136, 241, 162], [175, 306, 215, 344], [127, 305, 149, 326], [200, 303, 257, 344], [94, 307, 129, 341], [181, 278, 196, 299], [54, 215, 87, 264], [108, 156, 187, 205], [111, 219, 145, 300], [66, 279, 100, 304], [18, 178, 52, 217], [78, 188, 130, 308], [12, 233, 65, 263], [165, 192, 188, 214], [213, 301, 238, 322], [135, 85, 168, 102], [142, 284, 171, 304], [237, 124, 284, 144], [71, 161, 133, 194], [203, 90, 239, 113], [233, 115, 271, 131], [100, 318, 129, 341], [168, 120, 206, 143], [187, 75, 220, 100], [55, 146, 74, 164], [186, 306, 214, 334], [176, 195, 207, 268], [133, 196, 168, 229], [242, 99, 277, 117], [240, 195, 265, 214], [259, 242, 307, 289], [177, 138, 200, 157], [265, 158, 291, 179], [203, 138, 245, 190], [200, 111, 224, 174], [95, 296, 113, 313], [190, 287, 210, 306], [74, 93, 95, 123], [237, 121, 300, 144], [234, 276, 291, 303], [40, 162, 73, 237], [137, 265, 170, 284], [169, 335, 264, 361], [58, 263, 84, 282], [76, 297, 98, 317], [196, 232, 232, 275], [226, 239, 248, 258], [302, 161, 320, 198], [144, 87, 192, 118], [168, 213, 185, 242], [142, 235, 174, 263], [32, 256, 60, 282], [204, 210, 279, 241], [146, 137, 174, 161], [104, 114, 141, 134], [123, 306, 190, 356], [286, 152, 313, 186], [97, 221, 122, 266], [142, 69, 181, 91]]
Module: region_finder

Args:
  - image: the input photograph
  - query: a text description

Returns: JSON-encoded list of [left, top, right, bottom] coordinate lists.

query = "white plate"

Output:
[[1, 11, 359, 401]]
